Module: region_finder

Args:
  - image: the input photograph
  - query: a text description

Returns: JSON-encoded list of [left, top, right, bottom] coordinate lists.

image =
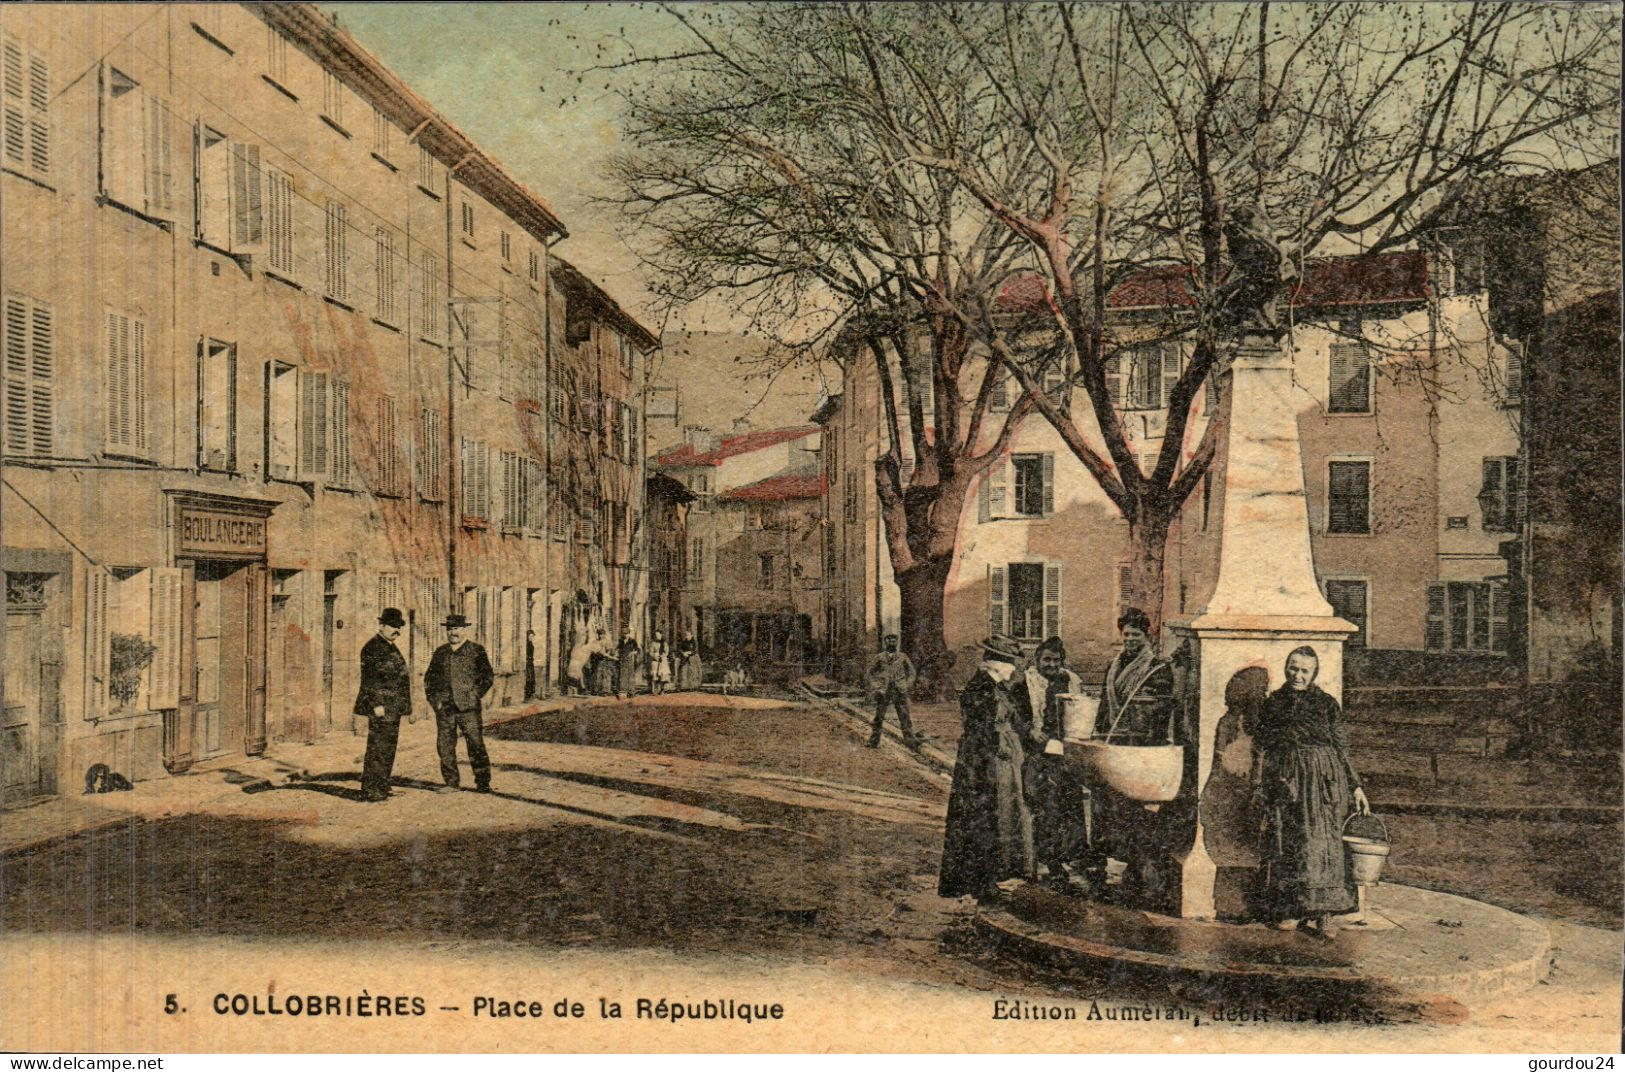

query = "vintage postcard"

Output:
[[1, 1, 1620, 1056]]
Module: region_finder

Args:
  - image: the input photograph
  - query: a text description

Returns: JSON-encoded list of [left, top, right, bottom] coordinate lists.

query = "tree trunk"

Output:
[[1124, 509, 1173, 639], [896, 553, 956, 701]]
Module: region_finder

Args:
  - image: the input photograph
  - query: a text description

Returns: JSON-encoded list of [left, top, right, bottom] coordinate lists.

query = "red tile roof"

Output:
[[996, 251, 1432, 315], [654, 424, 820, 469], [719, 473, 827, 502]]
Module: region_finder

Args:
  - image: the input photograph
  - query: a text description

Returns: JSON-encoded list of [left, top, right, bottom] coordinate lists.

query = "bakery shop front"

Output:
[[165, 491, 276, 774]]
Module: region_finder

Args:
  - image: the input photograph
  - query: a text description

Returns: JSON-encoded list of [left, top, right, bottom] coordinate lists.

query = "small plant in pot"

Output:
[[109, 633, 158, 709]]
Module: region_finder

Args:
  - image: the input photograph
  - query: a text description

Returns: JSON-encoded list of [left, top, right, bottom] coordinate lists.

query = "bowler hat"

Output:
[[980, 634, 1024, 664], [378, 608, 406, 628], [443, 613, 471, 629]]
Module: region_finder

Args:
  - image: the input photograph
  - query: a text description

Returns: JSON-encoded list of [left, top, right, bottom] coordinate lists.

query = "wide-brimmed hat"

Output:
[[443, 613, 471, 629], [980, 634, 1024, 664], [378, 608, 406, 628]]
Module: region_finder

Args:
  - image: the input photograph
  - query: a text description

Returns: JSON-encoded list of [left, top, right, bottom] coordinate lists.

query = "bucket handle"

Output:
[[1341, 811, 1388, 844]]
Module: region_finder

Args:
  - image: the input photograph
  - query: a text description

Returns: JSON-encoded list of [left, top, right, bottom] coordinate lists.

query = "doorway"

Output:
[[193, 561, 249, 759]]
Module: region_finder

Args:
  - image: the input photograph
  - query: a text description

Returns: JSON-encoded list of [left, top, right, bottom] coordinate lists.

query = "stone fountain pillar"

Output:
[[1162, 329, 1356, 920]]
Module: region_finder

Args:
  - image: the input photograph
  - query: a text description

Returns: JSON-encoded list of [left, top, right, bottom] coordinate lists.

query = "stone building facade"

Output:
[[0, 3, 654, 799]]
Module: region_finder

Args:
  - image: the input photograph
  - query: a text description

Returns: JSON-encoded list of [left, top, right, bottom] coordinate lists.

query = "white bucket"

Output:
[[1059, 693, 1099, 741]]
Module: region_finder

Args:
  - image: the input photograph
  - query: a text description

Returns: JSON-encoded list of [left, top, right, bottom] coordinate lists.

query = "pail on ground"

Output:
[[1342, 812, 1390, 886]]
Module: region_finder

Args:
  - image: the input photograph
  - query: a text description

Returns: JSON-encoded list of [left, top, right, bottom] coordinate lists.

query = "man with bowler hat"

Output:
[[355, 607, 413, 802], [424, 612, 495, 793]]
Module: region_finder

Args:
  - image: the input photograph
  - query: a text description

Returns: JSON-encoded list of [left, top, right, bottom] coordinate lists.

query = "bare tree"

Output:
[[605, 4, 1048, 695], [893, 2, 1620, 632]]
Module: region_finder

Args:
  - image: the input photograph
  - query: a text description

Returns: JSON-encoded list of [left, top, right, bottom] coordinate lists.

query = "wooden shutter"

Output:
[[148, 567, 183, 709], [330, 379, 350, 487], [323, 200, 347, 300], [1205, 369, 1220, 412], [105, 310, 145, 453], [990, 368, 1009, 412], [988, 564, 1007, 638], [1327, 461, 1369, 534], [25, 47, 44, 176], [3, 294, 29, 454], [265, 167, 294, 274], [3, 294, 50, 457], [1490, 582, 1510, 653], [1117, 561, 1133, 615], [142, 93, 173, 218], [1328, 342, 1370, 413], [1041, 453, 1055, 516], [374, 227, 395, 323], [84, 567, 109, 718], [101, 67, 143, 208], [299, 370, 329, 479], [502, 450, 521, 527], [418, 407, 443, 500], [3, 38, 26, 172], [1104, 353, 1124, 408], [1480, 458, 1504, 531], [1425, 583, 1446, 652], [1160, 342, 1182, 408], [986, 457, 1009, 520], [1044, 563, 1061, 640], [229, 142, 264, 252], [1504, 340, 1523, 404]]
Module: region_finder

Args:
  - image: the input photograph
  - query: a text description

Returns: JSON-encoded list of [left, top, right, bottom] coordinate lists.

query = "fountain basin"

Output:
[[1065, 739, 1184, 802]]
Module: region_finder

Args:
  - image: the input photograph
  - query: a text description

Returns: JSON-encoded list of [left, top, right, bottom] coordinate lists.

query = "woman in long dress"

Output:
[[1253, 646, 1371, 937], [939, 635, 1036, 901], [676, 633, 703, 690], [647, 630, 673, 694]]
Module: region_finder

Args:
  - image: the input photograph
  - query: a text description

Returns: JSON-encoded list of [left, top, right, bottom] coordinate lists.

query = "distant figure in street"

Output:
[[588, 629, 617, 696], [355, 607, 414, 802], [939, 635, 1036, 901], [676, 632, 702, 690], [1253, 646, 1370, 938], [617, 633, 641, 698], [647, 630, 673, 695], [424, 613, 495, 794], [866, 633, 919, 749], [566, 634, 592, 696], [1011, 636, 1087, 883]]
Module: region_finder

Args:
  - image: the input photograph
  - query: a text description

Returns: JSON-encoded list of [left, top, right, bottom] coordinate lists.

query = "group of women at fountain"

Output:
[[937, 609, 1371, 940]]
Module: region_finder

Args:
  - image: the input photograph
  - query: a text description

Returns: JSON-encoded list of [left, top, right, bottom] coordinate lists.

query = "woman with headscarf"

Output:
[[1252, 646, 1370, 938], [676, 632, 703, 690], [939, 635, 1037, 902]]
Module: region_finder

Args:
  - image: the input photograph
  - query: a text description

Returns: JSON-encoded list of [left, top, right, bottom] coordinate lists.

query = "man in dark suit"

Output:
[[355, 607, 413, 802], [866, 633, 920, 749], [424, 613, 495, 793]]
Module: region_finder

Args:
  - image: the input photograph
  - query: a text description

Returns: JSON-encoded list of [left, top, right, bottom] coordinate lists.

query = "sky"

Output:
[[321, 3, 702, 329]]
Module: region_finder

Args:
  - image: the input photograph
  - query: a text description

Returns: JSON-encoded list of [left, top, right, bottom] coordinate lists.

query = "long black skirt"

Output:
[[1258, 744, 1357, 917]]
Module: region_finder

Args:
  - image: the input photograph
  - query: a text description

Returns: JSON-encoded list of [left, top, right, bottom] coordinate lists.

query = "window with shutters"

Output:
[[528, 249, 541, 284], [1324, 578, 1369, 648], [690, 537, 704, 576], [1010, 453, 1052, 518], [371, 105, 392, 161], [417, 144, 441, 196], [1005, 561, 1048, 641], [3, 293, 52, 458], [461, 438, 490, 521], [376, 572, 401, 623], [3, 35, 50, 181], [197, 339, 236, 471], [264, 166, 295, 276], [330, 379, 351, 488], [321, 71, 347, 133], [323, 200, 348, 302], [298, 369, 329, 481], [990, 367, 1010, 412], [417, 252, 442, 339], [106, 567, 154, 712], [988, 564, 1008, 637], [498, 449, 522, 530], [1501, 338, 1524, 405], [1328, 342, 1372, 414], [460, 198, 475, 242], [104, 309, 148, 457], [266, 361, 297, 479], [1479, 456, 1520, 532], [265, 27, 291, 87], [373, 227, 397, 324], [1325, 459, 1371, 535], [1429, 581, 1508, 654], [523, 457, 545, 531], [196, 127, 262, 256], [417, 406, 443, 501], [1126, 344, 1163, 410], [100, 68, 173, 220], [500, 229, 512, 264], [371, 395, 403, 496], [1114, 560, 1133, 619], [1158, 342, 1183, 408]]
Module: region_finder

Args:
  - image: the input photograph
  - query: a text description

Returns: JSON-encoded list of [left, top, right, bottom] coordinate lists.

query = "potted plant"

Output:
[[109, 632, 157, 710]]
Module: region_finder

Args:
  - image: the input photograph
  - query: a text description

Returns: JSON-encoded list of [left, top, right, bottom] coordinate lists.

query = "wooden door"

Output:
[[3, 610, 41, 800]]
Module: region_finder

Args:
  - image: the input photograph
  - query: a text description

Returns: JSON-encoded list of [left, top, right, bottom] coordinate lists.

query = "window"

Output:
[[618, 332, 635, 375], [377, 573, 401, 625], [373, 227, 396, 324], [321, 71, 346, 130], [417, 252, 441, 338], [983, 453, 1053, 520], [1326, 460, 1371, 535], [500, 229, 512, 264], [690, 537, 704, 575], [499, 450, 522, 529], [265, 363, 333, 483], [989, 561, 1061, 641], [101, 68, 173, 219], [758, 553, 775, 590], [1501, 338, 1524, 405], [266, 361, 297, 479], [417, 144, 441, 195], [461, 438, 490, 520], [460, 199, 475, 241], [331, 379, 351, 487], [374, 396, 403, 497], [104, 308, 147, 456], [264, 166, 294, 276], [1428, 581, 1509, 654], [1125, 343, 1175, 410], [4, 34, 51, 180], [265, 27, 290, 85], [523, 457, 545, 531], [197, 339, 236, 471], [990, 367, 1010, 412], [3, 293, 52, 458], [1328, 342, 1372, 414], [417, 406, 443, 501], [1480, 456, 1521, 532], [299, 369, 329, 479], [197, 128, 263, 255], [1324, 579, 1369, 648], [323, 200, 348, 302], [371, 106, 392, 160], [528, 249, 541, 284]]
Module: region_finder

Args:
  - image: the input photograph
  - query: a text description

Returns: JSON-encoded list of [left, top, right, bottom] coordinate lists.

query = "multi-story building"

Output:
[[651, 423, 823, 676], [0, 3, 654, 799], [821, 250, 1523, 683], [646, 472, 696, 645]]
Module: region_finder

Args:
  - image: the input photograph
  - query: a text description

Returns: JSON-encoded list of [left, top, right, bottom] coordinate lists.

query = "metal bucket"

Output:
[[1057, 693, 1099, 741], [1342, 813, 1390, 886]]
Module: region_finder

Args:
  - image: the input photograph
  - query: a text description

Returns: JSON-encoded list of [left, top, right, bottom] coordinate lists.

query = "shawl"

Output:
[[1101, 644, 1157, 733]]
